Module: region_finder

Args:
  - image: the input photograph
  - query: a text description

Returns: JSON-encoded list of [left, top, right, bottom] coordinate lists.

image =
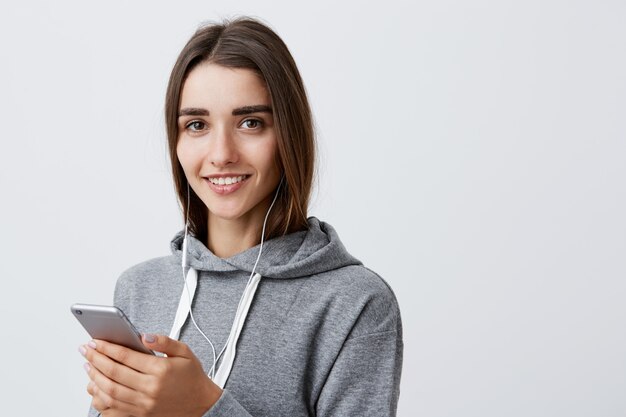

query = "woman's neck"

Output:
[[206, 212, 266, 259]]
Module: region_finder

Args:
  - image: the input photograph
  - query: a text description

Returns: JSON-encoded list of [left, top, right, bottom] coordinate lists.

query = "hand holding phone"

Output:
[[71, 303, 155, 355]]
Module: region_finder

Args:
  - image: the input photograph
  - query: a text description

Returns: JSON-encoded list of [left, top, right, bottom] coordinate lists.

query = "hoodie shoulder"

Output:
[[315, 264, 403, 340]]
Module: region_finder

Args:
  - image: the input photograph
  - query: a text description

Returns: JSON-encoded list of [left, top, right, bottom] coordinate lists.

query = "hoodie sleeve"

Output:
[[315, 274, 404, 417], [315, 330, 403, 416]]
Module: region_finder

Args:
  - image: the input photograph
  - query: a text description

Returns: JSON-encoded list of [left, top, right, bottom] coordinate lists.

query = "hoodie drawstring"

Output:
[[169, 267, 262, 389]]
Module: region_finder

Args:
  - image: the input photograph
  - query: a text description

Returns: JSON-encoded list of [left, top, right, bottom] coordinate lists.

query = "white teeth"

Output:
[[209, 175, 246, 185]]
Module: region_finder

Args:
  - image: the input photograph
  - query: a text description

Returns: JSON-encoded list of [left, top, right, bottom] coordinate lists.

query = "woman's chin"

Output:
[[206, 198, 272, 224], [208, 210, 242, 222], [207, 204, 252, 222]]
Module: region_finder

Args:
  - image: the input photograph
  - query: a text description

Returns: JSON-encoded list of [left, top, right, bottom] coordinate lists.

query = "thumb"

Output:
[[142, 334, 192, 358]]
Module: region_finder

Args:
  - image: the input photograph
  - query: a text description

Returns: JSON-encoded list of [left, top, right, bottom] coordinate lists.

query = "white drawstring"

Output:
[[169, 269, 262, 388]]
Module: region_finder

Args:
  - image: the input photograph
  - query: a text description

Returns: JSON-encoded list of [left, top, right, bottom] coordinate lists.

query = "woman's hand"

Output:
[[81, 334, 223, 417]]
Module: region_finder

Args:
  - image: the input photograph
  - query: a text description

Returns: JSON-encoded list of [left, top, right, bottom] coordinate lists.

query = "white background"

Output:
[[1, 1, 625, 416]]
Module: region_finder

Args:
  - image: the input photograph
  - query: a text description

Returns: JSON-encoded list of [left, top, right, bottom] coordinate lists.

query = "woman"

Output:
[[80, 17, 403, 417]]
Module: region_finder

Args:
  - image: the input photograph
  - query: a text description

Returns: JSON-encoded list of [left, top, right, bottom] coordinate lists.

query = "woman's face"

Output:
[[176, 62, 281, 225]]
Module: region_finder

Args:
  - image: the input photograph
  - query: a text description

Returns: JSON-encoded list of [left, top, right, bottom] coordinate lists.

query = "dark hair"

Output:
[[165, 17, 315, 245]]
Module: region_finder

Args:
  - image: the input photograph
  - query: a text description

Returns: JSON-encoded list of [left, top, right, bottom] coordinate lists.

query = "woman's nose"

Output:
[[208, 127, 239, 168]]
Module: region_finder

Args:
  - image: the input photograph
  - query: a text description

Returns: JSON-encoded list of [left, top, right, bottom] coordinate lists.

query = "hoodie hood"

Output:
[[170, 217, 362, 279]]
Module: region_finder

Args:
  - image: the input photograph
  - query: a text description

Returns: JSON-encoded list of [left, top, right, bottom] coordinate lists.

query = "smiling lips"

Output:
[[204, 174, 250, 195]]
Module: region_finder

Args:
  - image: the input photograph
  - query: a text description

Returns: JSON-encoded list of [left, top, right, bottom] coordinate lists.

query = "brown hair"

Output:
[[165, 17, 315, 245]]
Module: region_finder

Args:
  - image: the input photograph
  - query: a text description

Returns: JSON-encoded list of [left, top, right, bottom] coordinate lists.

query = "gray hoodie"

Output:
[[89, 217, 402, 416]]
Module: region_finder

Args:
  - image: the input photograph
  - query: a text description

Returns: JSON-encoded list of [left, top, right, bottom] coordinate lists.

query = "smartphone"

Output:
[[71, 303, 154, 355]]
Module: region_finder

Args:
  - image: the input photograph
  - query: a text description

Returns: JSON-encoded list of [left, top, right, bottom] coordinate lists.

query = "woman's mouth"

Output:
[[204, 174, 250, 195], [208, 175, 248, 186]]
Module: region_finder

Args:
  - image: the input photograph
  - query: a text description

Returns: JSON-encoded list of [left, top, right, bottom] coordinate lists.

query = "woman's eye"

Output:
[[242, 119, 262, 129], [186, 121, 206, 131]]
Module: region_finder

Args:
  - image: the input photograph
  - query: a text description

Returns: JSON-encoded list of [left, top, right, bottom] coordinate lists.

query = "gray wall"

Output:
[[1, 1, 624, 416]]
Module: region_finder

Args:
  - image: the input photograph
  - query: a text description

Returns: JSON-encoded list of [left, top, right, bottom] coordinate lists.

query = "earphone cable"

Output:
[[181, 178, 283, 379], [208, 177, 283, 376]]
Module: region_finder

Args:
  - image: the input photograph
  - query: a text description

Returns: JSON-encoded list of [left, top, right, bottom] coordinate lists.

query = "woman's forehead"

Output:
[[180, 63, 270, 111]]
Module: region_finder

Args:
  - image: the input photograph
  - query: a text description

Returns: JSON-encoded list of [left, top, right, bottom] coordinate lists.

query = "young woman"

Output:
[[80, 17, 403, 417]]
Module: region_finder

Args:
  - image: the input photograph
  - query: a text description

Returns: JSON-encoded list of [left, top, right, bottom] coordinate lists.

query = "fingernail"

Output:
[[144, 334, 156, 343], [88, 340, 97, 349], [83, 363, 91, 372], [79, 345, 87, 356]]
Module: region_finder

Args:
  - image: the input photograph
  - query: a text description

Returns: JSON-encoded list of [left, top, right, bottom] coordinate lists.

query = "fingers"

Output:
[[85, 361, 141, 404], [82, 342, 151, 389], [89, 339, 155, 374], [86, 368, 137, 415], [142, 334, 193, 358], [81, 336, 214, 417]]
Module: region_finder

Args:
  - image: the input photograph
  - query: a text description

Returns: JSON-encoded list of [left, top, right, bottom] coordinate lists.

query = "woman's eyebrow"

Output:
[[178, 105, 273, 117], [179, 107, 209, 117], [232, 105, 273, 116]]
